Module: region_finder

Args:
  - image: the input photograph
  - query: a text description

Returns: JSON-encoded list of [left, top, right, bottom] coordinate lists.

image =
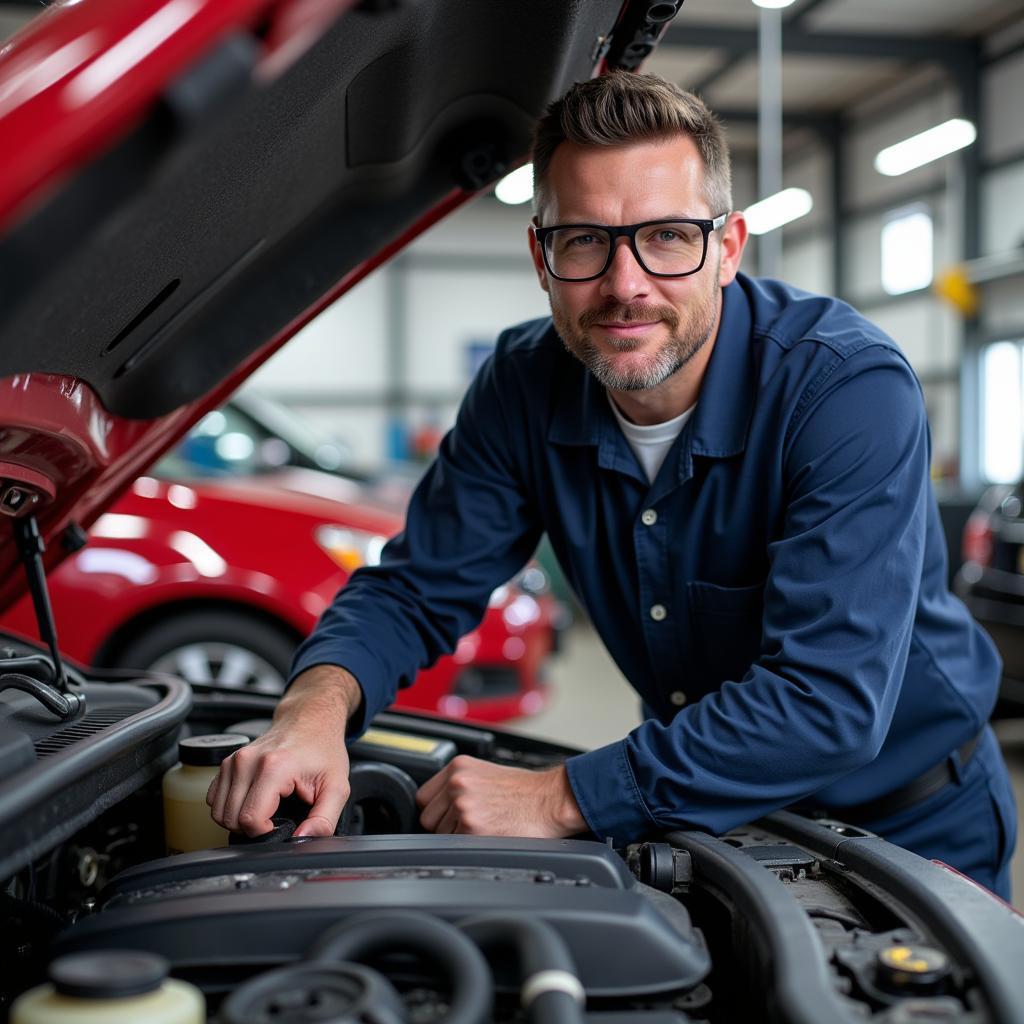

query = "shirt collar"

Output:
[[547, 276, 756, 463]]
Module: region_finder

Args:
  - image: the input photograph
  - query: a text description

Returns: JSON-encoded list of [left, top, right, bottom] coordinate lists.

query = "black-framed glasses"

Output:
[[535, 214, 729, 282]]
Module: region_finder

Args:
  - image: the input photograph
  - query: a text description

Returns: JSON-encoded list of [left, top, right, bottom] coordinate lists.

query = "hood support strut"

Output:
[[13, 515, 71, 695], [0, 514, 85, 720]]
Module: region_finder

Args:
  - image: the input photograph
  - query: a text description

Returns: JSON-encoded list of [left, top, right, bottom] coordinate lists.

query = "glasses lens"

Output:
[[635, 222, 706, 275], [543, 227, 611, 280], [543, 222, 708, 279]]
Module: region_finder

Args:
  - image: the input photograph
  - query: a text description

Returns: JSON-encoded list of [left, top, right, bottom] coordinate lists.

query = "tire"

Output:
[[113, 610, 298, 694]]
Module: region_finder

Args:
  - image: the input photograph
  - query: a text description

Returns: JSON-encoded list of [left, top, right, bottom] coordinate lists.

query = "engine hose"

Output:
[[457, 914, 585, 1024], [309, 910, 492, 1024]]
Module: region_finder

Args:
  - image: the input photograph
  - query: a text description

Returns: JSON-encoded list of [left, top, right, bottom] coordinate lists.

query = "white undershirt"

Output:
[[608, 394, 696, 484]]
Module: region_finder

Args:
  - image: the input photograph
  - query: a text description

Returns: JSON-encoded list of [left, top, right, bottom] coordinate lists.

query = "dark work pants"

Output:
[[642, 703, 1017, 903], [855, 724, 1016, 903]]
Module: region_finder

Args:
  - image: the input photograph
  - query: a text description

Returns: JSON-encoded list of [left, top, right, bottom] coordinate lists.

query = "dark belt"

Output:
[[798, 731, 982, 826]]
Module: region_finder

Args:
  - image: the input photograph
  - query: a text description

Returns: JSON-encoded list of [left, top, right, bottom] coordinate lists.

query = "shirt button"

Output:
[[650, 604, 667, 622], [670, 691, 687, 707], [641, 508, 658, 526]]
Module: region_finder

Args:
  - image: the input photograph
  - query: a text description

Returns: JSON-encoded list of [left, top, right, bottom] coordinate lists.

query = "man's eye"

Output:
[[656, 229, 679, 242], [567, 233, 600, 247]]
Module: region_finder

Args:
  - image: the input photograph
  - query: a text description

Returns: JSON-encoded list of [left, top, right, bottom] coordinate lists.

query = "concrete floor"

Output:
[[510, 621, 1024, 910]]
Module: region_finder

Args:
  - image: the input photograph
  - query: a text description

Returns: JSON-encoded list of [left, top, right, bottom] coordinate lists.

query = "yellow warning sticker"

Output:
[[360, 728, 441, 755]]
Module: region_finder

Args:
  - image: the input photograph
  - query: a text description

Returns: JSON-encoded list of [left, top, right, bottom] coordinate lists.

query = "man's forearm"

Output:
[[275, 664, 364, 729]]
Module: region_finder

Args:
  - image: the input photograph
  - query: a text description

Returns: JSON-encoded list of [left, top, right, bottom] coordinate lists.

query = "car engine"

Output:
[[2, 646, 1023, 1024]]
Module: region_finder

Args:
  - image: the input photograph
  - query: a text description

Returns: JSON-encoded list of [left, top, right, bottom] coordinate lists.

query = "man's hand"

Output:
[[416, 755, 587, 838], [207, 665, 361, 838]]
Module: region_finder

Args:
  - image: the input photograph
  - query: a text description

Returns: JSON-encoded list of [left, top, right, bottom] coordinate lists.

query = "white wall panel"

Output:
[[921, 381, 959, 473], [859, 296, 960, 375], [981, 161, 1024, 256], [730, 157, 758, 210], [980, 278, 1024, 339], [844, 217, 883, 298], [404, 268, 550, 391], [781, 235, 832, 295], [298, 405, 390, 471], [247, 272, 389, 394], [783, 148, 831, 232], [983, 52, 1024, 163], [409, 199, 535, 256]]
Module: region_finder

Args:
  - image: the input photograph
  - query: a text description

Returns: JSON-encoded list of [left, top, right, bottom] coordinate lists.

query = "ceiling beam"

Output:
[[689, 0, 834, 97], [713, 107, 839, 142], [663, 23, 975, 71]]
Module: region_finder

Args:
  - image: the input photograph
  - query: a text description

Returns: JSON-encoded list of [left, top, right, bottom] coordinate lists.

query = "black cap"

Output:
[[875, 944, 951, 995], [50, 951, 168, 999], [178, 733, 249, 766]]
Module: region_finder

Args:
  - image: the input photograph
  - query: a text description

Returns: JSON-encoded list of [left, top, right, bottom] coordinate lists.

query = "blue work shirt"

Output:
[[291, 272, 1001, 842]]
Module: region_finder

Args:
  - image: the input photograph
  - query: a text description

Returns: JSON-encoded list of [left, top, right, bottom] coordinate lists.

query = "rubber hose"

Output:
[[458, 914, 584, 1024], [309, 910, 492, 1024]]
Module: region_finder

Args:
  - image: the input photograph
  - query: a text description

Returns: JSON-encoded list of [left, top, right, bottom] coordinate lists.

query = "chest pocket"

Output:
[[687, 580, 765, 689]]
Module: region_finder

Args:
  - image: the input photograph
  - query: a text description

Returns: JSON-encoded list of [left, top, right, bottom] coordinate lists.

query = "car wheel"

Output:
[[113, 611, 296, 694]]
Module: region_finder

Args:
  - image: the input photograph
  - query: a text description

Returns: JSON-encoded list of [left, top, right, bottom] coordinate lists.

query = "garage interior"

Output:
[[3, 0, 1024, 917], [242, 0, 1024, 909]]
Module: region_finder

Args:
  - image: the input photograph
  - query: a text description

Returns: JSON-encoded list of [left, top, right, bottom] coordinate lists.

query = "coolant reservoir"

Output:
[[11, 951, 204, 1024], [163, 734, 249, 855]]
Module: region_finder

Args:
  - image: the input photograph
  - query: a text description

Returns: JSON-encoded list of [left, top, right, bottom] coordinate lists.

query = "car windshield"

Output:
[[154, 398, 354, 480], [154, 405, 280, 479]]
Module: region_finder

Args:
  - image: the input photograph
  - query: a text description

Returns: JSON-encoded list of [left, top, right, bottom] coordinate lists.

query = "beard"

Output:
[[552, 276, 720, 393]]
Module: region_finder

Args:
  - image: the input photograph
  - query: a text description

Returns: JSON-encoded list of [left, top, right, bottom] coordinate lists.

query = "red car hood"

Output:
[[0, 0, 679, 614]]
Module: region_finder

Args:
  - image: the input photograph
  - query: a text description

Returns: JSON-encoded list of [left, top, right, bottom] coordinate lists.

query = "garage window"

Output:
[[881, 206, 933, 296], [981, 340, 1024, 484]]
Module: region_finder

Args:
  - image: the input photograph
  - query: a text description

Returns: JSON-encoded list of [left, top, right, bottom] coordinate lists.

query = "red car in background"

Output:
[[0, 400, 557, 723]]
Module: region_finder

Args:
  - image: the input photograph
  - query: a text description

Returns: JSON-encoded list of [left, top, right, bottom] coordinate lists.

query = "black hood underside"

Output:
[[0, 0, 622, 419]]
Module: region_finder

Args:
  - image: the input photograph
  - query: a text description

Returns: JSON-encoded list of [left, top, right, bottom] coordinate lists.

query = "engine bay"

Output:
[[2, 651, 1023, 1023]]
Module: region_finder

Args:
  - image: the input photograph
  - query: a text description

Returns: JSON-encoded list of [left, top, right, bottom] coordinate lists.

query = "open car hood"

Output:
[[0, 0, 681, 613]]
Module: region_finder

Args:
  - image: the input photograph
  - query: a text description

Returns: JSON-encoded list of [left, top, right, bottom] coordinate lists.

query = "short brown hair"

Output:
[[531, 72, 731, 221]]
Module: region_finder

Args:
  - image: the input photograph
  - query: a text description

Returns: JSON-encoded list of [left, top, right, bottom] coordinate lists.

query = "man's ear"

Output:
[[717, 212, 748, 287], [528, 219, 550, 293]]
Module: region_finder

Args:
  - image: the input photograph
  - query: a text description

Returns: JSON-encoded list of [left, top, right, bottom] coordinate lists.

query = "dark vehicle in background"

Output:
[[1, 1, 1023, 1023], [955, 483, 1024, 715]]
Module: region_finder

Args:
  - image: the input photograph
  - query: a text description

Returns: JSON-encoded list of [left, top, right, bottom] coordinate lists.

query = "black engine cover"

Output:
[[58, 835, 710, 998]]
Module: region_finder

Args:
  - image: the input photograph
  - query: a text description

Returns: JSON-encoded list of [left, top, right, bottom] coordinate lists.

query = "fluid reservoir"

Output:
[[11, 951, 204, 1024], [163, 733, 249, 855]]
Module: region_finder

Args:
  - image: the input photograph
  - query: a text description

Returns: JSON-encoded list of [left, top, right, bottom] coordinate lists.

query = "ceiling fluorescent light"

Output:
[[744, 188, 813, 235], [494, 164, 534, 205], [874, 119, 976, 177], [752, 0, 797, 7]]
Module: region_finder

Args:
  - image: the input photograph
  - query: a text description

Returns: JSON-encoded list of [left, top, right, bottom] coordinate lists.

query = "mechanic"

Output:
[[208, 72, 1017, 900]]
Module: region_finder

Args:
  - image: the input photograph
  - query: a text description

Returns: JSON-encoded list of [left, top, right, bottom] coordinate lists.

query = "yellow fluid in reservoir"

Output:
[[11, 980, 204, 1024], [163, 763, 230, 854]]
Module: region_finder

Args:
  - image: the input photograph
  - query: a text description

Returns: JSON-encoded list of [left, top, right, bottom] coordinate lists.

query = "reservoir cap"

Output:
[[875, 944, 951, 995], [178, 733, 249, 766], [51, 951, 168, 999]]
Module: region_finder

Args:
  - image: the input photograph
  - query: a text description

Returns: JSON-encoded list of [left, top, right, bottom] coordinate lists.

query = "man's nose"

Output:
[[599, 237, 650, 302]]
